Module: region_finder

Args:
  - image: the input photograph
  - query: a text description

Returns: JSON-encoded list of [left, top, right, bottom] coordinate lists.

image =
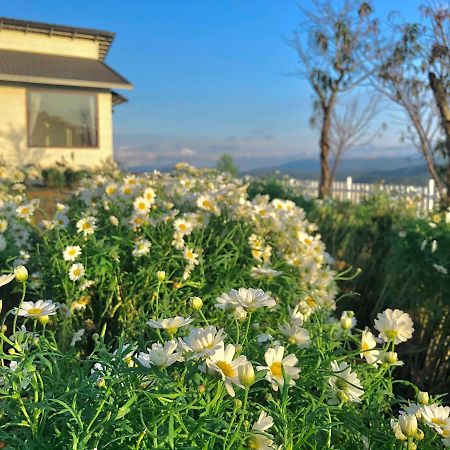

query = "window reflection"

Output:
[[28, 90, 98, 147]]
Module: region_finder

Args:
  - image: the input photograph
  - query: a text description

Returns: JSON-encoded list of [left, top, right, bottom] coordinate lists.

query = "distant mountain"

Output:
[[244, 157, 430, 185]]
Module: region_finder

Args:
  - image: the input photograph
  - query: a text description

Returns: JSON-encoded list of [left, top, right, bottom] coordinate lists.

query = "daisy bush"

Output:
[[0, 164, 448, 448]]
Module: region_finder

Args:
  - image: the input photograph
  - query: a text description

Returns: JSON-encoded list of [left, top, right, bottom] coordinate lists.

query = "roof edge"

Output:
[[0, 74, 133, 90]]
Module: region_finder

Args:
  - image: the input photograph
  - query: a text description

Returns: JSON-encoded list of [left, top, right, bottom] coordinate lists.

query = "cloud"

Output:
[[179, 147, 197, 156]]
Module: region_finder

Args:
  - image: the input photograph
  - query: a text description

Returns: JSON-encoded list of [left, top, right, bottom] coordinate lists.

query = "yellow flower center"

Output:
[[216, 361, 235, 378], [138, 202, 146, 210], [304, 238, 312, 245], [82, 223, 91, 230], [179, 223, 187, 231], [431, 418, 447, 426], [69, 249, 76, 256], [306, 297, 316, 307], [166, 326, 179, 335], [361, 342, 370, 351], [27, 308, 43, 316], [202, 200, 212, 209], [386, 330, 398, 340], [270, 362, 283, 378]]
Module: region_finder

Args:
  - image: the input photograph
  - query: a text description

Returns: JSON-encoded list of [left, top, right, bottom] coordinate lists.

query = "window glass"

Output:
[[28, 90, 98, 147]]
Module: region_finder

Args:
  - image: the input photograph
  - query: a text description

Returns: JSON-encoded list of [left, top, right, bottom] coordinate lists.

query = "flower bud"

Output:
[[340, 311, 355, 330], [14, 265, 28, 282], [38, 315, 50, 325], [157, 271, 166, 282], [417, 391, 429, 405], [234, 306, 247, 321], [190, 296, 203, 310], [384, 351, 398, 365], [398, 414, 418, 437], [234, 399, 242, 409], [198, 384, 205, 395], [238, 362, 255, 387], [96, 377, 106, 388], [415, 429, 424, 441]]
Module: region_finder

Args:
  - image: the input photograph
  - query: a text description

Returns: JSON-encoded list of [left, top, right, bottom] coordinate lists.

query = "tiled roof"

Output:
[[0, 50, 132, 89]]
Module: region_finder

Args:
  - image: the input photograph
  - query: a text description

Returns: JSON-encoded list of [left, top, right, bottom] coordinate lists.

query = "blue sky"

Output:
[[2, 0, 425, 169]]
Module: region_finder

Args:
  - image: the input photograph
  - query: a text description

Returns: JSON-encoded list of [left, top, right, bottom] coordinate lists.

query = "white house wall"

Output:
[[0, 84, 113, 169], [0, 29, 99, 59]]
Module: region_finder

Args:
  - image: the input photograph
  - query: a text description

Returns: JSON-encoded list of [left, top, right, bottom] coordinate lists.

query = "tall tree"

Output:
[[373, 2, 450, 205], [330, 94, 385, 181], [290, 0, 377, 197]]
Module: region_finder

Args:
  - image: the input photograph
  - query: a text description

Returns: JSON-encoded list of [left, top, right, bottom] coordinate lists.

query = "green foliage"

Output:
[[216, 154, 239, 177]]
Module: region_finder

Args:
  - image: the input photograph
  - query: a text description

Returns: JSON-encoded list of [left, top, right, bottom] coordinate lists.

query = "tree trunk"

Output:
[[319, 107, 332, 198], [429, 71, 450, 207]]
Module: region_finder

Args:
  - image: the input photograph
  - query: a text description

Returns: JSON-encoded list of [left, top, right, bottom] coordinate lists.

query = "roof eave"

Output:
[[0, 74, 133, 90]]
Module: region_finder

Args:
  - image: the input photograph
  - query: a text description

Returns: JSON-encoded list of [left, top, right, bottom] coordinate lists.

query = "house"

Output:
[[0, 17, 132, 169]]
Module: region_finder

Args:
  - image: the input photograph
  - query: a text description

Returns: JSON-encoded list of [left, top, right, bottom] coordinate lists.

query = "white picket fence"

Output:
[[287, 177, 439, 212]]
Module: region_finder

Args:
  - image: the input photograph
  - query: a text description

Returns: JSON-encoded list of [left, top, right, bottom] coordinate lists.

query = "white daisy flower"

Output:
[[63, 245, 82, 262], [248, 411, 276, 450], [205, 342, 248, 397], [173, 218, 193, 236], [133, 196, 153, 214], [328, 361, 363, 404], [374, 309, 414, 344], [132, 238, 152, 257], [215, 288, 276, 312], [0, 273, 15, 288], [250, 266, 282, 279], [16, 299, 59, 318], [279, 323, 311, 348], [180, 326, 226, 359], [137, 340, 183, 368], [147, 316, 193, 335], [420, 405, 450, 434], [359, 328, 380, 366], [257, 346, 300, 391], [76, 217, 97, 236], [69, 263, 85, 282]]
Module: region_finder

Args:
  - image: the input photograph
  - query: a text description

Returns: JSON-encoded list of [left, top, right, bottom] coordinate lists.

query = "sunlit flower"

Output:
[[63, 245, 82, 262], [0, 273, 15, 288], [257, 346, 300, 391], [420, 405, 450, 434], [250, 266, 282, 279], [16, 299, 58, 318], [183, 247, 199, 265], [137, 340, 183, 368], [173, 218, 193, 236], [147, 316, 193, 335], [181, 326, 226, 359], [16, 203, 35, 221], [132, 238, 152, 257], [279, 323, 311, 348], [247, 411, 276, 449], [133, 196, 153, 214], [328, 361, 363, 404], [76, 217, 96, 236], [206, 342, 248, 396], [359, 329, 380, 366], [216, 288, 276, 312], [69, 263, 85, 281], [374, 309, 414, 344]]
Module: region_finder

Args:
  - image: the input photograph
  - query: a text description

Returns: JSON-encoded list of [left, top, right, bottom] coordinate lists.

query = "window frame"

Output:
[[26, 88, 100, 149]]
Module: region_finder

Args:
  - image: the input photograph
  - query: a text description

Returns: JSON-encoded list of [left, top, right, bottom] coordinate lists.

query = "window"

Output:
[[27, 90, 98, 148]]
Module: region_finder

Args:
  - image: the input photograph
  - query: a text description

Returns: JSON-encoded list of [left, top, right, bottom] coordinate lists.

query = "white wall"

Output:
[[0, 83, 113, 169]]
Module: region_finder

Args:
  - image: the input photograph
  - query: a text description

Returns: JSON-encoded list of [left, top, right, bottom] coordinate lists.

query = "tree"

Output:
[[290, 0, 377, 198], [372, 2, 450, 206], [216, 153, 238, 176], [329, 94, 385, 181]]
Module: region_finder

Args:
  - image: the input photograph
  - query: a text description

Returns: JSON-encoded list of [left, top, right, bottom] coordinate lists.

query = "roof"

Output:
[[0, 49, 132, 90], [0, 17, 115, 60]]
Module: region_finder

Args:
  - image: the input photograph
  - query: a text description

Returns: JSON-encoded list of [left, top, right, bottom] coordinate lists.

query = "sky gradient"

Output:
[[1, 0, 425, 169]]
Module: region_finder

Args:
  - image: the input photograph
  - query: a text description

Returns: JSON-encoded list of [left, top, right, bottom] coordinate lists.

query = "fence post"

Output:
[[428, 179, 435, 211], [346, 176, 352, 201]]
